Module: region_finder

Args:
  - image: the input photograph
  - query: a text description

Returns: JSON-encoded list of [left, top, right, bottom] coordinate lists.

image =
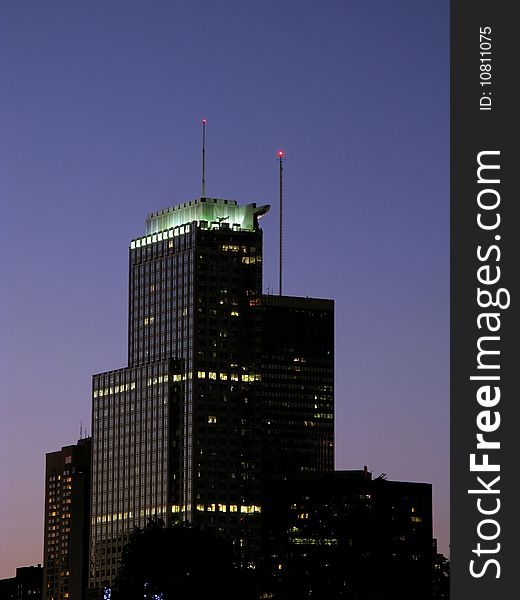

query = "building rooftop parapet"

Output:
[[128, 198, 270, 250]]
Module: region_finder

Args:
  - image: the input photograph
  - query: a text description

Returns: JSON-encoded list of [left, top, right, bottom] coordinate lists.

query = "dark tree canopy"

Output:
[[110, 519, 256, 600]]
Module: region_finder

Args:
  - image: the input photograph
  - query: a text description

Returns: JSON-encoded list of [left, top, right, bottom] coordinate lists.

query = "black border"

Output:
[[451, 1, 519, 597]]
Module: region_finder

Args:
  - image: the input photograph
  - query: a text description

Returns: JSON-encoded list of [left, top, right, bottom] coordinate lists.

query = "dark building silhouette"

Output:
[[88, 198, 334, 592], [43, 438, 91, 600], [258, 295, 334, 480], [0, 565, 43, 600], [263, 469, 434, 599]]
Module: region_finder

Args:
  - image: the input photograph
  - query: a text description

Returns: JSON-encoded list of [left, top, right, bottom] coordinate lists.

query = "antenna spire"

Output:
[[277, 150, 285, 295], [202, 119, 206, 198]]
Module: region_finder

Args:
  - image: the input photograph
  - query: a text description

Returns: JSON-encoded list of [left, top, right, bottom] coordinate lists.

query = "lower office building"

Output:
[[0, 566, 43, 600], [263, 469, 434, 599]]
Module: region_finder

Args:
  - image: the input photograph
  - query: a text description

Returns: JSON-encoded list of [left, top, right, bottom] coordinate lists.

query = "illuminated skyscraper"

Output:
[[88, 197, 334, 592]]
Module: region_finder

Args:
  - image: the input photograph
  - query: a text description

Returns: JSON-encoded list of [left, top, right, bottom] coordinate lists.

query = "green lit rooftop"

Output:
[[130, 198, 269, 249], [146, 197, 269, 235]]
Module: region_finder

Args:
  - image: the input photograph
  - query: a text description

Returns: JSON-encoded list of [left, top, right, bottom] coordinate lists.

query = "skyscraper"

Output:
[[88, 197, 334, 592], [43, 438, 91, 600]]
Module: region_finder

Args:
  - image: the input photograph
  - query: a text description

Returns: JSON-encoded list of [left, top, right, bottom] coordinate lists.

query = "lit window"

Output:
[[208, 416, 217, 424]]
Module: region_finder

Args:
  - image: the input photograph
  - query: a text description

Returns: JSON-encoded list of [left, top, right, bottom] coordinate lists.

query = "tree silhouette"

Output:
[[110, 519, 256, 600]]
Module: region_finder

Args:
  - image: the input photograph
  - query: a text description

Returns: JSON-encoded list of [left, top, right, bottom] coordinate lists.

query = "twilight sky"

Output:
[[0, 0, 449, 576]]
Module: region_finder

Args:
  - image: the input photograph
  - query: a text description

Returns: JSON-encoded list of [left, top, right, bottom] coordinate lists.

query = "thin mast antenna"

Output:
[[277, 150, 284, 295], [202, 119, 206, 198]]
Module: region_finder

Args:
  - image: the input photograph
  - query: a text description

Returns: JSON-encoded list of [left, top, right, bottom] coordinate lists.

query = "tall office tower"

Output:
[[43, 438, 91, 600], [88, 197, 335, 592], [257, 295, 334, 587]]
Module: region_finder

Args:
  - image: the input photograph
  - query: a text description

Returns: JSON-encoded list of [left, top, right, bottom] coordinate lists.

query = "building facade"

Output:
[[43, 439, 91, 600], [88, 197, 335, 591]]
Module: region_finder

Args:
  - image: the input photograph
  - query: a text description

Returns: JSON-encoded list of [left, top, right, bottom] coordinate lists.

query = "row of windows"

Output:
[[132, 272, 192, 287], [94, 382, 136, 398], [92, 459, 168, 473], [131, 295, 193, 313], [94, 392, 174, 410], [94, 413, 168, 427], [92, 459, 169, 473], [93, 487, 169, 502], [92, 478, 168, 492], [197, 371, 261, 382], [130, 233, 194, 256]]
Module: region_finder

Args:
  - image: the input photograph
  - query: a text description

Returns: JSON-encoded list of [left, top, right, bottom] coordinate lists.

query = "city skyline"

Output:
[[0, 0, 449, 578]]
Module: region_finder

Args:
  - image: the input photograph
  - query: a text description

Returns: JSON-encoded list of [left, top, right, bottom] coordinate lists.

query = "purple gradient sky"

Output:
[[0, 0, 449, 576]]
